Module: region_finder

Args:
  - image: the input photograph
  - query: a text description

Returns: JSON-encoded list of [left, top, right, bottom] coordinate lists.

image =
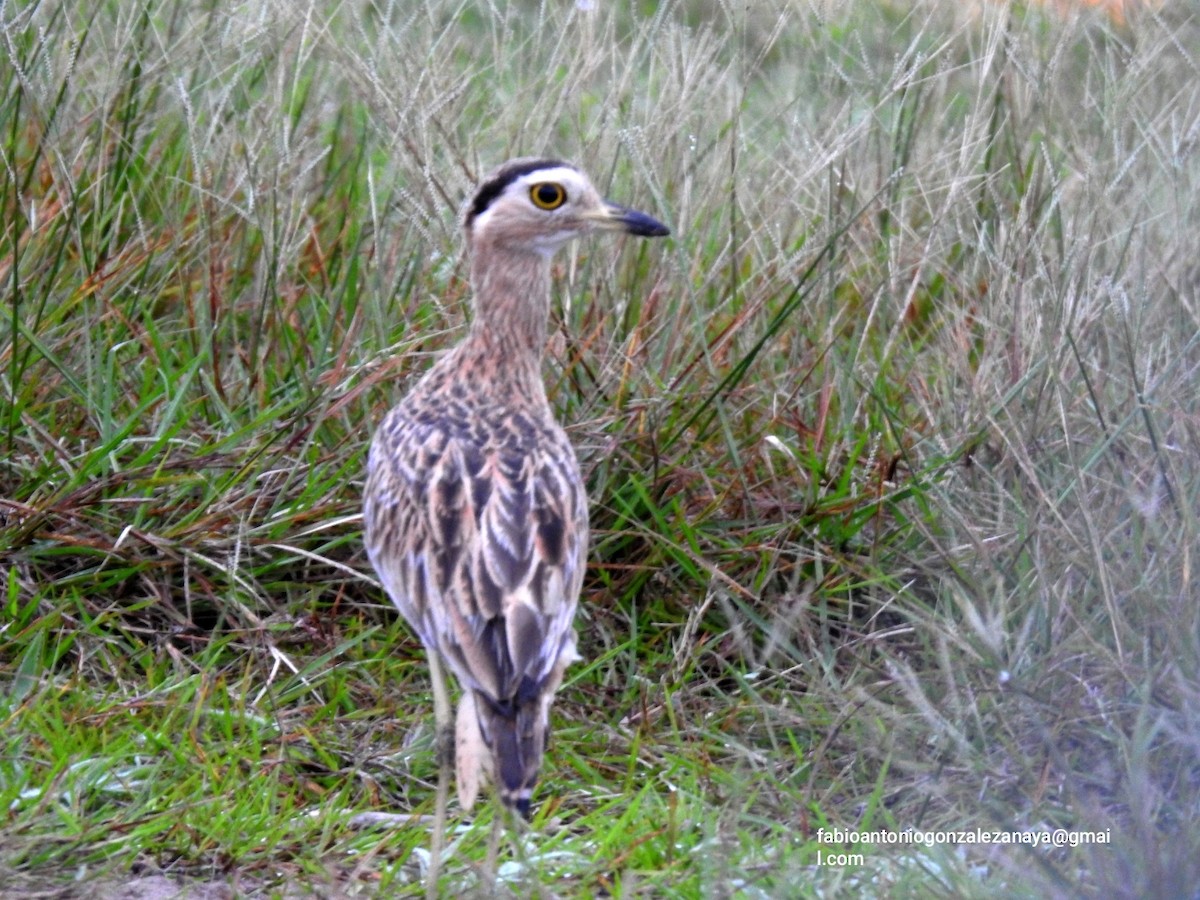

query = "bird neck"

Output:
[[465, 244, 554, 361]]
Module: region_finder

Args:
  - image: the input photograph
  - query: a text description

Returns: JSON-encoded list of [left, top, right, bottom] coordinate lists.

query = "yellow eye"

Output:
[[530, 182, 567, 210]]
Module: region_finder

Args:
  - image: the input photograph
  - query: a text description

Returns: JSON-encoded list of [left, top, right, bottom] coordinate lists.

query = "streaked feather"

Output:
[[363, 353, 587, 812]]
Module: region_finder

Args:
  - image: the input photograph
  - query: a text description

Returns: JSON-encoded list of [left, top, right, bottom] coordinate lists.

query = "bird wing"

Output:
[[364, 412, 586, 706]]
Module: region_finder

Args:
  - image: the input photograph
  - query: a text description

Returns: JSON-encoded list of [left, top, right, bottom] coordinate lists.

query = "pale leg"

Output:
[[485, 802, 502, 891], [427, 652, 454, 900]]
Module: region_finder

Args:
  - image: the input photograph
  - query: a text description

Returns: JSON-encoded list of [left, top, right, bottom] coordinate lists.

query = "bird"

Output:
[[363, 157, 669, 889]]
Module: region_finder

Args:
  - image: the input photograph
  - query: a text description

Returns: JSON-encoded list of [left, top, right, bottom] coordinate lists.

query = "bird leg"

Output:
[[427, 651, 454, 900], [486, 802, 547, 900], [485, 802, 503, 891]]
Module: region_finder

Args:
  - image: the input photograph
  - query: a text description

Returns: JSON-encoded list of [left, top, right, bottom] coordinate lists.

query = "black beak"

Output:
[[601, 202, 671, 237]]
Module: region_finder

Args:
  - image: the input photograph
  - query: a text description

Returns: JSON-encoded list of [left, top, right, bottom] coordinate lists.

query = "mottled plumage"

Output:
[[363, 159, 669, 830]]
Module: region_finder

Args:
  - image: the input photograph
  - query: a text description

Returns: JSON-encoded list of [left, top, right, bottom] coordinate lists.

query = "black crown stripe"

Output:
[[466, 158, 574, 225]]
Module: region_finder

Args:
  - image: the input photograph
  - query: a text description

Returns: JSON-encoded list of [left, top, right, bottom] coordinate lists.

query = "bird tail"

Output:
[[474, 692, 549, 819]]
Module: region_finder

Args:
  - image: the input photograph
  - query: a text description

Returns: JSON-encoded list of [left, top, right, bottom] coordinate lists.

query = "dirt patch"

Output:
[[0, 875, 234, 900], [93, 876, 235, 900]]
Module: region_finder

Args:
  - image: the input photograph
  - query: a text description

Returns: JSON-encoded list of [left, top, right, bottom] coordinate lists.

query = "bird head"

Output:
[[464, 157, 670, 256]]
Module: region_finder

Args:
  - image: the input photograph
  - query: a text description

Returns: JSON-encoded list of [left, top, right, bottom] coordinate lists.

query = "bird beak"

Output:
[[591, 201, 671, 237]]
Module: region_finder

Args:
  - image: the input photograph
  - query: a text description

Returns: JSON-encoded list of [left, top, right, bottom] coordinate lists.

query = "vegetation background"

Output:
[[2, 0, 1197, 896]]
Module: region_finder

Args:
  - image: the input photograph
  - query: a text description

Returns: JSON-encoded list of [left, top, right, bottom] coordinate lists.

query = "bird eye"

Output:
[[530, 182, 567, 210]]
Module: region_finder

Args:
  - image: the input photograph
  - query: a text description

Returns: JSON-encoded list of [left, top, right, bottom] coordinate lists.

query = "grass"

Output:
[[2, 0, 1198, 895]]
